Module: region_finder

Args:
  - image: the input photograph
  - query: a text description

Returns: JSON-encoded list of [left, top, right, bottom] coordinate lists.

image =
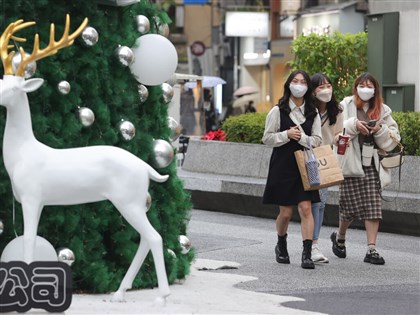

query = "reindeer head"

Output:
[[0, 15, 88, 108]]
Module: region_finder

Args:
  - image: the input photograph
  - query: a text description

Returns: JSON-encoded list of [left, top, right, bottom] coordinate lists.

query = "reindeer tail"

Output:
[[148, 166, 169, 183]]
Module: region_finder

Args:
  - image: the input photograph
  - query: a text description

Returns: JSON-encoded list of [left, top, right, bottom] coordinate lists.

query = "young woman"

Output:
[[331, 72, 401, 265], [262, 69, 322, 269], [310, 73, 343, 264]]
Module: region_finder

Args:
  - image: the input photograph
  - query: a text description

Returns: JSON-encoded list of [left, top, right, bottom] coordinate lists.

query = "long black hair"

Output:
[[278, 69, 317, 119], [311, 73, 342, 125]]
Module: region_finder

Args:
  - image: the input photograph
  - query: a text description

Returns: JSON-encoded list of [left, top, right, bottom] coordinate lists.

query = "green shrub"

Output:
[[392, 112, 420, 156], [221, 112, 267, 144], [289, 32, 368, 102], [222, 111, 420, 156]]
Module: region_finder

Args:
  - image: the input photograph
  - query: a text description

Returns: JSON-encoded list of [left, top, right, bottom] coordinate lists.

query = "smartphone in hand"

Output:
[[367, 120, 377, 127]]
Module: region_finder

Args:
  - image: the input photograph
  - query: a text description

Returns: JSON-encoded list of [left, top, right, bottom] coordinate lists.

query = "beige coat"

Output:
[[337, 96, 401, 188]]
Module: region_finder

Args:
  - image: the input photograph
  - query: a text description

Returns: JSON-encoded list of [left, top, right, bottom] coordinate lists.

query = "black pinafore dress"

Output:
[[262, 107, 320, 206]]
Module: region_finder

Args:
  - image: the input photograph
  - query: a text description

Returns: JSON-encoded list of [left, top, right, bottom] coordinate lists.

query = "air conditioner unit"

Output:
[[96, 0, 139, 6]]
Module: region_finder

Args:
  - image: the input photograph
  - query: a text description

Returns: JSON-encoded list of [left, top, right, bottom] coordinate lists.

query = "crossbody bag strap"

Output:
[[378, 163, 402, 202], [289, 111, 306, 135]]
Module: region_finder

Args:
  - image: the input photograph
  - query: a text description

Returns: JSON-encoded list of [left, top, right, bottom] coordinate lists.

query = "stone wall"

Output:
[[178, 140, 420, 236]]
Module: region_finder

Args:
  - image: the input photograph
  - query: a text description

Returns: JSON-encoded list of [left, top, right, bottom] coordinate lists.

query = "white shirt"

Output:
[[262, 100, 322, 148]]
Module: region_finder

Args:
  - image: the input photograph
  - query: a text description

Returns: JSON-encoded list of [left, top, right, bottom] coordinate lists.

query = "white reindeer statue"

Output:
[[0, 16, 171, 303]]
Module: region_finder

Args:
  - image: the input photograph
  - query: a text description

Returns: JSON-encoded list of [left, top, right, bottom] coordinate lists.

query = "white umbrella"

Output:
[[232, 93, 260, 108], [184, 76, 226, 89], [233, 86, 259, 97]]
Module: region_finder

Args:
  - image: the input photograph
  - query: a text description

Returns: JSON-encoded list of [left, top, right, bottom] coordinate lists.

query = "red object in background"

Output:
[[201, 129, 226, 141]]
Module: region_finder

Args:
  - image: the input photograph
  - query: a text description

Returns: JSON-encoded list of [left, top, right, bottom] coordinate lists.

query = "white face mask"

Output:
[[315, 88, 332, 103], [290, 84, 308, 98], [357, 87, 375, 101]]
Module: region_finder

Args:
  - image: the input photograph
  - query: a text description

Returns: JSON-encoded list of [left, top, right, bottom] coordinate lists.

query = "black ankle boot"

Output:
[[301, 239, 315, 269], [275, 234, 290, 264]]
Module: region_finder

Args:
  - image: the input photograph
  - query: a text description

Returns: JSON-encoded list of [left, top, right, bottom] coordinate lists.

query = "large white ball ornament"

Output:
[[179, 235, 192, 254], [118, 120, 136, 141], [138, 84, 149, 103], [78, 107, 95, 127], [12, 52, 37, 78], [168, 117, 181, 142], [135, 15, 150, 34], [57, 247, 76, 266], [81, 26, 99, 46], [161, 83, 174, 103], [152, 139, 174, 168], [0, 236, 58, 262], [129, 34, 178, 86], [58, 80, 71, 95], [116, 45, 135, 66]]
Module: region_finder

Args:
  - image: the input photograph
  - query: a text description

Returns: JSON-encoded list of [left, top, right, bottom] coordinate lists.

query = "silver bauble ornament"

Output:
[[58, 80, 71, 95], [152, 139, 174, 168], [168, 117, 181, 142], [57, 247, 75, 266], [12, 52, 37, 78], [0, 219, 3, 235], [78, 107, 95, 127], [159, 24, 170, 37], [138, 84, 149, 103], [135, 15, 150, 34], [116, 45, 134, 66], [118, 120, 136, 141], [81, 26, 99, 46], [146, 192, 152, 212], [167, 249, 176, 259], [161, 83, 174, 103], [179, 235, 191, 254]]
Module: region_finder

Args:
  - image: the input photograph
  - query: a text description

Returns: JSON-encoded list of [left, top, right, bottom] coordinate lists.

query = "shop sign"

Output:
[[184, 0, 209, 4], [225, 12, 269, 37], [302, 24, 331, 36]]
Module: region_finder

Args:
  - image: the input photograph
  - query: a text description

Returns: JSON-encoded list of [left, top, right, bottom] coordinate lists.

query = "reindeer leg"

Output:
[[147, 229, 170, 305], [114, 209, 170, 304], [111, 238, 150, 302], [21, 200, 42, 263]]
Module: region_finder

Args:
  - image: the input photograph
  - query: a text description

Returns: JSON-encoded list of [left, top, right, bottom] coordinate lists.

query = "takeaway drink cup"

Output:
[[337, 134, 350, 155]]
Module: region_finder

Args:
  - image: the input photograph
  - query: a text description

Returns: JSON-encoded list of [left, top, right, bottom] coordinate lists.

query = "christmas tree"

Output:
[[0, 0, 193, 293]]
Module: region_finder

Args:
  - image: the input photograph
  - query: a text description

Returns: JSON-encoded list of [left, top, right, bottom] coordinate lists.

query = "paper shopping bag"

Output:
[[294, 145, 344, 191]]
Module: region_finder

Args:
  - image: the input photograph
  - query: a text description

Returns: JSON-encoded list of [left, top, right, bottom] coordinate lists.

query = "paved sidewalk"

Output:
[[24, 209, 420, 315], [189, 209, 420, 315], [58, 258, 320, 315]]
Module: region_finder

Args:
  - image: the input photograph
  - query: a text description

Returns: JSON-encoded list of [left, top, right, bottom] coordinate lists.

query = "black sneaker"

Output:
[[364, 249, 385, 265], [330, 232, 346, 258], [275, 244, 290, 264]]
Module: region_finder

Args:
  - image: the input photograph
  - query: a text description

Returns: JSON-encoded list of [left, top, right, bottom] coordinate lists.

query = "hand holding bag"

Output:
[[295, 144, 344, 191], [289, 110, 344, 191]]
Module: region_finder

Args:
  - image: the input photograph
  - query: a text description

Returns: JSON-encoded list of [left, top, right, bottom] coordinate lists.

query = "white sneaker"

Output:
[[312, 245, 329, 263]]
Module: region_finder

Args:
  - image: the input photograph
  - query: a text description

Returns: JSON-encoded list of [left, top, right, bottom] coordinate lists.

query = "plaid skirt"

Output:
[[339, 164, 382, 221]]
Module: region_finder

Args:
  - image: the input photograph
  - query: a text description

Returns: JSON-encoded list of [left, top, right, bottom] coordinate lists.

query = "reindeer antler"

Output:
[[15, 15, 89, 77], [0, 20, 36, 75], [1, 15, 88, 77]]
